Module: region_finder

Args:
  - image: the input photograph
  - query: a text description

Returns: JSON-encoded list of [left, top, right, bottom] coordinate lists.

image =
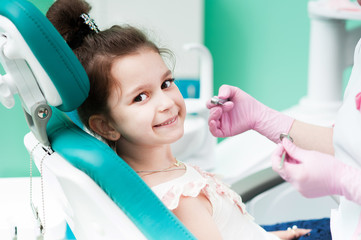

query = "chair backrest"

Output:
[[0, 0, 195, 239]]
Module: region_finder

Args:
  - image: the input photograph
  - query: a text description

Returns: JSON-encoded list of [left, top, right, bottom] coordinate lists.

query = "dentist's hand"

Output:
[[207, 85, 294, 143], [272, 138, 361, 205]]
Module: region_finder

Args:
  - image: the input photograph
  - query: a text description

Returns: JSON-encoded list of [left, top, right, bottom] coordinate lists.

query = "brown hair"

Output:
[[47, 0, 173, 147]]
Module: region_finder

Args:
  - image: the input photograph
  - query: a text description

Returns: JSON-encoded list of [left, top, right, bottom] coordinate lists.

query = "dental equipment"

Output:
[[211, 96, 228, 105], [171, 43, 217, 171], [279, 134, 294, 169]]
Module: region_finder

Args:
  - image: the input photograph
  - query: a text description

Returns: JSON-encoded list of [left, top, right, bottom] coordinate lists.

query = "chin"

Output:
[[169, 128, 184, 143]]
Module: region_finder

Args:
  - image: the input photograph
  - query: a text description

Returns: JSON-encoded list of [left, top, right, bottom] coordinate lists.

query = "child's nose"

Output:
[[157, 93, 174, 112]]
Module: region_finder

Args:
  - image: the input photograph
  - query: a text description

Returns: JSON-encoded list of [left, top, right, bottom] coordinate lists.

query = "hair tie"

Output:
[[80, 13, 100, 33]]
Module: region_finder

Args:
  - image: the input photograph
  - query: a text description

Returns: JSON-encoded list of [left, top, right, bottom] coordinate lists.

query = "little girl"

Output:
[[47, 0, 310, 239]]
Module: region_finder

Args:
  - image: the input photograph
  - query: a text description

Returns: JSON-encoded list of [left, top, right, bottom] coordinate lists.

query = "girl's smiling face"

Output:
[[105, 48, 186, 147]]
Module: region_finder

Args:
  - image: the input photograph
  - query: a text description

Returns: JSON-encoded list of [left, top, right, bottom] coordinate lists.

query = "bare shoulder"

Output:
[[172, 193, 222, 240]]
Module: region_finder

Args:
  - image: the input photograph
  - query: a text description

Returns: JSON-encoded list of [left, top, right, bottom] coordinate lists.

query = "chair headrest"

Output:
[[0, 0, 89, 111], [0, 0, 90, 145]]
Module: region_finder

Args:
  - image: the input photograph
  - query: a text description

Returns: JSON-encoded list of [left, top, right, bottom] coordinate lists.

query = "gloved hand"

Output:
[[272, 138, 361, 205], [207, 85, 294, 143]]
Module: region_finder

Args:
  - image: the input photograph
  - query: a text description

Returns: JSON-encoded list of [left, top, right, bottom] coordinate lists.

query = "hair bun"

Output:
[[46, 0, 94, 49]]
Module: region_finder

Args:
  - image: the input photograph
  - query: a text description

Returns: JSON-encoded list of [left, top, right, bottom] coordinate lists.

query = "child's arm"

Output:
[[271, 229, 311, 239], [172, 193, 222, 240]]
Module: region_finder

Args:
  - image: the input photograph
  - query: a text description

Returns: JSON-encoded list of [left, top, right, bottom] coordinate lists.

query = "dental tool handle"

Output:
[[279, 152, 286, 169], [210, 96, 228, 105], [279, 134, 294, 169]]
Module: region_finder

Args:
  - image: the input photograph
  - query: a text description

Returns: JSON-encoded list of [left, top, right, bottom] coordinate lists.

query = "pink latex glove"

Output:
[[207, 85, 294, 143], [272, 138, 361, 205]]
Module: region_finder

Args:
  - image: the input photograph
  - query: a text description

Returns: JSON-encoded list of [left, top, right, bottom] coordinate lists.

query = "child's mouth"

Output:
[[154, 116, 177, 127]]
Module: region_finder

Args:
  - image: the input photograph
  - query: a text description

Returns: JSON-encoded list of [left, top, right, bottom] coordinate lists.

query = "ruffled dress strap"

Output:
[[191, 165, 250, 217], [151, 163, 208, 210], [151, 163, 251, 218]]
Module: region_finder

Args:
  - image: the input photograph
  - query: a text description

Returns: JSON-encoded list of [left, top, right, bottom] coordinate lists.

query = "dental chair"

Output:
[[0, 0, 196, 239]]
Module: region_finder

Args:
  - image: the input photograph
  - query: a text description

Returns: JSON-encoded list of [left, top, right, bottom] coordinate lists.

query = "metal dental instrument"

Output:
[[279, 133, 294, 169], [211, 96, 228, 105]]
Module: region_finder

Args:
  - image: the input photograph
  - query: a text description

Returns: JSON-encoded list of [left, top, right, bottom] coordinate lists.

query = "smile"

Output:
[[154, 116, 178, 127]]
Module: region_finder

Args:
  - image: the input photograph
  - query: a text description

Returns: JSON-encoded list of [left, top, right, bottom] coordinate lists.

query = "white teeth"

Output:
[[158, 117, 176, 127]]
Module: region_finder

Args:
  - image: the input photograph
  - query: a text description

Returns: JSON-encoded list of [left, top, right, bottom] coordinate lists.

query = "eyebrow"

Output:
[[126, 70, 172, 98]]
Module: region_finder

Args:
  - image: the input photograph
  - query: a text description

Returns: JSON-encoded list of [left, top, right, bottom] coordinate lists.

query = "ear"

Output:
[[88, 115, 121, 141]]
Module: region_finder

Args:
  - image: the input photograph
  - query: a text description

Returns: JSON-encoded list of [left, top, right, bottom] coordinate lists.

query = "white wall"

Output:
[[87, 0, 204, 79]]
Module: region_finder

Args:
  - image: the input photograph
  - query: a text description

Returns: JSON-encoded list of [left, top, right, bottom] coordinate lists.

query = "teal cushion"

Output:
[[0, 0, 89, 111]]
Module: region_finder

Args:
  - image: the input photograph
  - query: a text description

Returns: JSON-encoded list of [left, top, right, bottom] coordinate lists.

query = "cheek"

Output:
[[124, 108, 154, 130], [112, 107, 149, 134], [176, 93, 186, 116], [116, 111, 154, 143]]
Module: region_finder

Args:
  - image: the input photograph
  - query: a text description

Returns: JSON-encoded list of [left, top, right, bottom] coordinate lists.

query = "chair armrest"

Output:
[[231, 167, 284, 203]]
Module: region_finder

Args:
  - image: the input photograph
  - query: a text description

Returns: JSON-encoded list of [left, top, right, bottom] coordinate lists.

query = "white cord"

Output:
[[29, 143, 52, 238]]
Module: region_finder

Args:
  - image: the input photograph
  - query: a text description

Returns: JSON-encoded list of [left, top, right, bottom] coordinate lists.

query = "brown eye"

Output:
[[134, 93, 147, 102], [161, 78, 175, 89]]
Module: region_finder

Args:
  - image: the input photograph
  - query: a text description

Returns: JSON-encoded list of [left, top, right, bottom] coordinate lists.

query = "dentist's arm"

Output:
[[207, 85, 334, 154], [272, 138, 361, 205], [288, 120, 334, 155]]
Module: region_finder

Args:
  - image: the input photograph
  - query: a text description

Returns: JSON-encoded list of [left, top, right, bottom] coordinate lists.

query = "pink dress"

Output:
[[151, 163, 279, 239]]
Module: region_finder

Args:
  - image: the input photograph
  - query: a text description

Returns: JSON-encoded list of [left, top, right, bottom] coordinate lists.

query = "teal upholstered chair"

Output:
[[0, 0, 195, 239]]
